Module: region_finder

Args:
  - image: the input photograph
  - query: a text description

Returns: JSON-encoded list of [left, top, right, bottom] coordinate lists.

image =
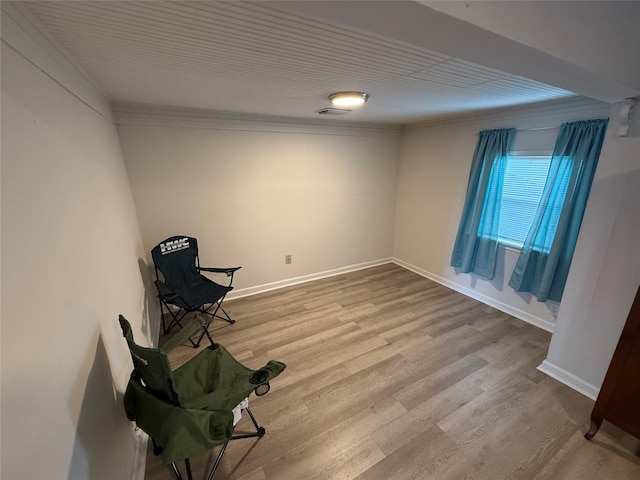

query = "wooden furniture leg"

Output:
[[585, 418, 602, 440]]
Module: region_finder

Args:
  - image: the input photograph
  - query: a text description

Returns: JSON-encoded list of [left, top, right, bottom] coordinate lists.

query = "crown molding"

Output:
[[1, 1, 112, 120], [112, 102, 402, 138]]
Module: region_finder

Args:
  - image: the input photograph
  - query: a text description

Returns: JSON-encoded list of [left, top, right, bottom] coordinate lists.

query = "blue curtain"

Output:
[[451, 128, 515, 279], [509, 119, 608, 302]]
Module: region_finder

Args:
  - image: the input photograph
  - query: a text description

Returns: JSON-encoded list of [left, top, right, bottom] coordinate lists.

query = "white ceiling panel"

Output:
[[25, 1, 578, 124]]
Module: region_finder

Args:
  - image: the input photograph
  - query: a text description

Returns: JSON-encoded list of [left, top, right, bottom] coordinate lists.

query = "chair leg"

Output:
[[170, 463, 183, 480], [159, 298, 190, 335], [245, 407, 266, 437], [169, 459, 193, 480], [159, 297, 170, 334], [162, 306, 209, 349], [192, 301, 230, 347], [217, 304, 235, 324], [204, 407, 266, 479], [190, 312, 214, 348], [200, 297, 235, 325], [206, 441, 229, 480], [231, 407, 266, 439], [184, 458, 193, 480]]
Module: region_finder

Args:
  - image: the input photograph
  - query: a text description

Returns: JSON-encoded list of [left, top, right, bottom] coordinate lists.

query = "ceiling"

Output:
[[22, 1, 640, 125]]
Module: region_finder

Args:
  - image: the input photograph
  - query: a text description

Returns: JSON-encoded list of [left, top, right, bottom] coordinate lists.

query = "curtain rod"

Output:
[[477, 126, 559, 135], [517, 126, 560, 132]]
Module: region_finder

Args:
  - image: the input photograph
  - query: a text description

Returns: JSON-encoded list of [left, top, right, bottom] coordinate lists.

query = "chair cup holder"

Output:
[[249, 369, 268, 384], [254, 382, 270, 396]]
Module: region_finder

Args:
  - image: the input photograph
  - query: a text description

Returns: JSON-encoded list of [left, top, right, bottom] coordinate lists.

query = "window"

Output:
[[490, 156, 553, 248]]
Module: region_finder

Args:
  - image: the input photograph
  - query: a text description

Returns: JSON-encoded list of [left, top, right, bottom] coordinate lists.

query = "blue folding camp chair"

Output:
[[151, 235, 240, 347]]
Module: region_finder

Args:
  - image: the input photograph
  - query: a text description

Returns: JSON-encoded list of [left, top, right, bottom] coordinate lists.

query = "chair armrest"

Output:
[[184, 358, 286, 410], [198, 266, 241, 276], [250, 360, 287, 384], [161, 317, 205, 353]]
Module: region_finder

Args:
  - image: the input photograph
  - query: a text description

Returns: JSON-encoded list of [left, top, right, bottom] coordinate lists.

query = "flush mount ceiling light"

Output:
[[328, 91, 369, 107]]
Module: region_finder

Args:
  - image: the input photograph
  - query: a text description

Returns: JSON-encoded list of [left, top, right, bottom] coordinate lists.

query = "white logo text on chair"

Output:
[[160, 238, 190, 255]]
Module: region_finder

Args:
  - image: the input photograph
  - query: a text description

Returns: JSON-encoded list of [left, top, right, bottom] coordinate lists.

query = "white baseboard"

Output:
[[537, 359, 599, 400], [391, 257, 555, 333], [131, 429, 149, 480], [226, 258, 393, 301]]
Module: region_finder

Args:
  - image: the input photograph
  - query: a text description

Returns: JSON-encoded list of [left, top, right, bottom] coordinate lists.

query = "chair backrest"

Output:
[[151, 236, 201, 291], [119, 315, 180, 405]]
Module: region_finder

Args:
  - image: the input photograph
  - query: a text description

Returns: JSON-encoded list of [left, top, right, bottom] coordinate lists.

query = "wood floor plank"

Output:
[[393, 353, 489, 410], [353, 425, 458, 480], [533, 427, 640, 480], [376, 374, 486, 457], [144, 264, 640, 480]]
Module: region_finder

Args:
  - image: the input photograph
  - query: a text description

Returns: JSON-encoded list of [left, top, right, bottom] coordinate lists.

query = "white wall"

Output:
[[1, 43, 150, 480], [424, 1, 640, 100], [393, 98, 611, 332], [117, 112, 401, 295], [541, 101, 640, 398]]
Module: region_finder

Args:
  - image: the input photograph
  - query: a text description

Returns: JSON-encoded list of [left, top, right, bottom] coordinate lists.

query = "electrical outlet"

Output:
[[285, 255, 291, 264]]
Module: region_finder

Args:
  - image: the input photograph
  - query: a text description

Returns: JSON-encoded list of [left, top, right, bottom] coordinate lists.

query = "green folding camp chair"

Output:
[[120, 314, 286, 480]]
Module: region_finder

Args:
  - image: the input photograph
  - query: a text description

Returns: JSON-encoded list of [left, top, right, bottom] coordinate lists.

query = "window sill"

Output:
[[499, 241, 522, 253]]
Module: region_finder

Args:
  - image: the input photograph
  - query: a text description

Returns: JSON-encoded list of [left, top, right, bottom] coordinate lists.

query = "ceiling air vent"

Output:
[[316, 107, 351, 115]]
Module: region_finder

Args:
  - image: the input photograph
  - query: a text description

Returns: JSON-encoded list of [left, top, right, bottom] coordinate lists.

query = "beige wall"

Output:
[[393, 98, 611, 331], [542, 102, 640, 397], [1, 41, 635, 480], [117, 119, 401, 294], [394, 96, 640, 397], [1, 44, 150, 479], [1, 4, 636, 479]]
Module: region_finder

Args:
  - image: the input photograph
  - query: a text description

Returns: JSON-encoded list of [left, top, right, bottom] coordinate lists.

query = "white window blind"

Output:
[[498, 156, 551, 247]]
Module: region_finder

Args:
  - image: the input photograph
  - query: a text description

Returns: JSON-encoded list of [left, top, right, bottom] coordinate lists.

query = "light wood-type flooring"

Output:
[[144, 264, 640, 480]]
